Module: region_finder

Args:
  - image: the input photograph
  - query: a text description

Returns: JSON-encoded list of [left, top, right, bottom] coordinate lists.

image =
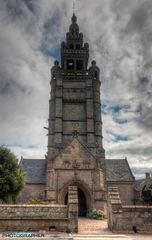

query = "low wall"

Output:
[[108, 187, 152, 233], [0, 186, 78, 233], [0, 205, 68, 232]]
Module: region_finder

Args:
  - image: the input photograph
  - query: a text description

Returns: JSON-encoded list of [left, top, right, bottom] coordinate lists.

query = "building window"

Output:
[[69, 44, 74, 49], [94, 71, 98, 79], [76, 44, 80, 49], [67, 59, 74, 70], [76, 60, 83, 70]]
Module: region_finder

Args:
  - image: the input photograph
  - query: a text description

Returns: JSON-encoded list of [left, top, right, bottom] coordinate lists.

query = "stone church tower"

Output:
[[46, 13, 107, 215], [21, 13, 135, 214]]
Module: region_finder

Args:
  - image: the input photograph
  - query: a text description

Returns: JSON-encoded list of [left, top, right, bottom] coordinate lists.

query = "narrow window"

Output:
[[76, 44, 80, 49], [67, 59, 74, 70], [94, 71, 98, 79], [69, 44, 74, 49], [76, 60, 83, 70]]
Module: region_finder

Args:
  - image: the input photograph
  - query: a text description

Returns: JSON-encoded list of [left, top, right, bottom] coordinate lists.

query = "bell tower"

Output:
[[48, 14, 105, 156], [61, 13, 89, 71], [46, 14, 106, 215]]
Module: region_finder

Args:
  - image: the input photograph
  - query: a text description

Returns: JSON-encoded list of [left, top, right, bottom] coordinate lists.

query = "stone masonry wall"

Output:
[[0, 205, 67, 232], [19, 184, 45, 203], [108, 187, 152, 233], [0, 186, 78, 233], [68, 186, 78, 233]]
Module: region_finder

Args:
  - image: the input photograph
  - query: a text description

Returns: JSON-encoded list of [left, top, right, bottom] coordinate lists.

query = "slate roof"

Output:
[[106, 159, 135, 182], [20, 158, 46, 184], [20, 158, 134, 184]]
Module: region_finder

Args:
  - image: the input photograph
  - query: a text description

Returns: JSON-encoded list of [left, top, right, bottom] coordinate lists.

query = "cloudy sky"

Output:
[[0, 0, 152, 179]]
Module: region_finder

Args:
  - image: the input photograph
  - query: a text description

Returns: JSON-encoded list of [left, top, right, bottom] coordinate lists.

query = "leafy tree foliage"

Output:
[[0, 147, 25, 203]]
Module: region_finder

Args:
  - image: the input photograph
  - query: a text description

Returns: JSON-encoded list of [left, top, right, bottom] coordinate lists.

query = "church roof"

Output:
[[20, 158, 46, 184], [106, 159, 135, 182], [20, 157, 134, 184]]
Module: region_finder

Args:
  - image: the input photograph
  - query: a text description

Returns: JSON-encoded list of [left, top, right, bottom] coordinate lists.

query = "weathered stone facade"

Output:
[[45, 13, 107, 215], [19, 184, 45, 203], [20, 14, 135, 217], [46, 138, 106, 215]]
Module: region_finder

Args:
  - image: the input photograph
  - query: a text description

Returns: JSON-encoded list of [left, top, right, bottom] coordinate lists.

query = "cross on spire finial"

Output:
[[73, 0, 75, 14]]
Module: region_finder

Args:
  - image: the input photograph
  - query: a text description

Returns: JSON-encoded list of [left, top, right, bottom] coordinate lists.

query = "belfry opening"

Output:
[[64, 188, 87, 217]]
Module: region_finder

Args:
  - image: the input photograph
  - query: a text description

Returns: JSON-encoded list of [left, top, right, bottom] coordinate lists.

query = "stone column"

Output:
[[107, 187, 122, 231], [48, 79, 55, 154], [68, 186, 78, 233], [54, 79, 63, 145], [86, 78, 95, 146], [46, 167, 57, 203], [93, 81, 103, 148]]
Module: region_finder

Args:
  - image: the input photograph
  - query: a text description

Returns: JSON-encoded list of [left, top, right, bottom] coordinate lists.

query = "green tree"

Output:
[[0, 147, 25, 203]]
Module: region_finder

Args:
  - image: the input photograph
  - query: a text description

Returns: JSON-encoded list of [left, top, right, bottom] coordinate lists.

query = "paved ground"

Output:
[[1, 233, 152, 240], [0, 218, 151, 240], [78, 218, 110, 235], [77, 218, 152, 240]]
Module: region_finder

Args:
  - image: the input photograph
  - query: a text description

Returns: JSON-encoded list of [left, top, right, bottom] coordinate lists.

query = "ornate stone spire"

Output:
[[71, 13, 77, 23], [60, 14, 89, 71], [69, 13, 79, 37]]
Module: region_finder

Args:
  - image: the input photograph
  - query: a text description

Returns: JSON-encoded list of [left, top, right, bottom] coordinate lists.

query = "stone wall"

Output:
[[0, 186, 78, 233], [108, 187, 152, 233], [19, 184, 45, 203]]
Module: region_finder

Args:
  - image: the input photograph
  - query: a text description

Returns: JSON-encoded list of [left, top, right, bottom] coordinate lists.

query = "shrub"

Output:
[[0, 147, 25, 203], [90, 209, 105, 220]]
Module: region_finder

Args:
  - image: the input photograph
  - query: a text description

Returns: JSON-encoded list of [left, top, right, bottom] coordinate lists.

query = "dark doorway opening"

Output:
[[64, 188, 87, 217]]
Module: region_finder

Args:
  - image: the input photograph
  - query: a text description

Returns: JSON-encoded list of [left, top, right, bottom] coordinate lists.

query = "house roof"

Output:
[[106, 159, 135, 182], [20, 157, 134, 184], [20, 158, 46, 184]]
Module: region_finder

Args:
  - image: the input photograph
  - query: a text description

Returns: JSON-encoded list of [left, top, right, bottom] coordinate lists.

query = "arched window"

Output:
[[67, 59, 74, 70]]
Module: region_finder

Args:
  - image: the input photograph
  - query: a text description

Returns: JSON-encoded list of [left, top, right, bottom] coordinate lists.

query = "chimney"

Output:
[[145, 172, 150, 179]]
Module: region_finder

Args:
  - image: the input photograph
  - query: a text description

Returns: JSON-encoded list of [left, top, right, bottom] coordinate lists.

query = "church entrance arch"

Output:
[[65, 188, 87, 217], [59, 181, 91, 217]]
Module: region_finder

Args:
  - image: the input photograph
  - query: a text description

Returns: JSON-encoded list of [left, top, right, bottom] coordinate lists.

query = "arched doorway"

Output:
[[65, 188, 87, 217]]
